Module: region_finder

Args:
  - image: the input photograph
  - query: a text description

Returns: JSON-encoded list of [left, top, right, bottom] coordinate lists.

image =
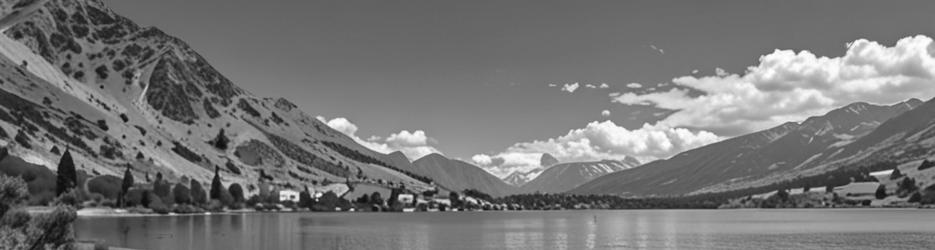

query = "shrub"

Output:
[[87, 175, 121, 200], [148, 194, 170, 214], [191, 180, 207, 205], [875, 184, 887, 199], [172, 204, 204, 214], [921, 191, 935, 205], [908, 192, 922, 203], [0, 175, 29, 216], [211, 129, 230, 150], [228, 183, 244, 203], [225, 160, 241, 175], [51, 189, 88, 208], [206, 199, 224, 212], [919, 160, 935, 171], [124, 189, 146, 207], [173, 184, 191, 204]]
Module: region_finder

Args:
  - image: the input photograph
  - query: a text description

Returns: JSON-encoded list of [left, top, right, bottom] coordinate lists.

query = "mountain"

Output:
[[410, 153, 518, 197], [695, 97, 935, 193], [570, 100, 922, 197], [0, 0, 434, 194], [502, 153, 559, 186], [502, 168, 543, 187], [540, 153, 559, 168], [521, 157, 639, 194]]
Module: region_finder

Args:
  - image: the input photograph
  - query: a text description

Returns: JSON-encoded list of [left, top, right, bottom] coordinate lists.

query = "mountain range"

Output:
[[2, 0, 934, 201], [571, 99, 927, 196]]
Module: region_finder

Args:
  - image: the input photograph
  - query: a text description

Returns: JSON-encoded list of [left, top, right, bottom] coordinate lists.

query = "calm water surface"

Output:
[[76, 209, 935, 250]]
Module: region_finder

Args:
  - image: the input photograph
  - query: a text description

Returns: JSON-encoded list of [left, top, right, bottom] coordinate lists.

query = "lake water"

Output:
[[75, 209, 935, 250]]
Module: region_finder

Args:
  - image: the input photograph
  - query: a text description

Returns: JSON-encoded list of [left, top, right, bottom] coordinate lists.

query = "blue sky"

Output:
[[106, 0, 935, 176]]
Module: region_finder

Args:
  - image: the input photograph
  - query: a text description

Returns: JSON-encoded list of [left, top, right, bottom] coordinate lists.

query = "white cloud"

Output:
[[319, 117, 441, 160], [548, 83, 558, 87], [585, 84, 597, 89], [614, 35, 935, 136], [561, 82, 580, 93], [650, 44, 665, 55], [475, 121, 721, 177], [626, 83, 643, 89], [692, 69, 700, 74], [601, 110, 611, 117], [599, 83, 610, 89]]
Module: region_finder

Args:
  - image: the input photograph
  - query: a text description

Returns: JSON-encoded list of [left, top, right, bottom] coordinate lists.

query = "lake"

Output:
[[75, 209, 935, 249]]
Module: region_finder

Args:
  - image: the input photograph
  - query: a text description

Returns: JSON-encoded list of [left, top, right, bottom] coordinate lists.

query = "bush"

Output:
[[51, 189, 88, 208], [875, 184, 887, 199], [908, 192, 922, 203], [206, 199, 224, 212], [919, 160, 935, 171], [0, 175, 30, 215], [191, 180, 207, 205], [148, 194, 170, 214], [87, 175, 121, 200], [921, 191, 935, 205], [125, 189, 146, 207], [0, 155, 56, 201], [229, 184, 244, 203], [173, 184, 191, 204], [172, 204, 204, 214]]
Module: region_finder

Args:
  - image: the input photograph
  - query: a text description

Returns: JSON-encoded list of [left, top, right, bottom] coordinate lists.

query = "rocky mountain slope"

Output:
[[571, 100, 922, 197], [521, 157, 639, 194], [0, 0, 435, 194], [410, 153, 518, 197]]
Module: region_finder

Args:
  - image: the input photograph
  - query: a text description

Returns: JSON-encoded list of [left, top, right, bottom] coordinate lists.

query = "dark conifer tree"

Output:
[[120, 165, 134, 207], [210, 166, 223, 200], [56, 149, 77, 195]]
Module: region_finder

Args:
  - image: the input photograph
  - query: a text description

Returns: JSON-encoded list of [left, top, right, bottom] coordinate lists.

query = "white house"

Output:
[[279, 189, 300, 202], [397, 194, 415, 205]]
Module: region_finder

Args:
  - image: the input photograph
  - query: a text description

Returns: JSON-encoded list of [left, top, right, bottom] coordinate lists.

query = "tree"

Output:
[[191, 180, 207, 205], [55, 149, 77, 195], [153, 173, 171, 202], [449, 192, 461, 208], [119, 165, 134, 207], [211, 129, 230, 150], [228, 183, 245, 203], [173, 183, 192, 204], [908, 192, 922, 203], [875, 184, 887, 199], [370, 192, 383, 206], [210, 167, 223, 200], [299, 187, 312, 208], [891, 168, 903, 180]]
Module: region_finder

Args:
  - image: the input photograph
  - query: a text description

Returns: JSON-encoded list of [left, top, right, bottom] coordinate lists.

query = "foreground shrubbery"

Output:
[[0, 175, 77, 249]]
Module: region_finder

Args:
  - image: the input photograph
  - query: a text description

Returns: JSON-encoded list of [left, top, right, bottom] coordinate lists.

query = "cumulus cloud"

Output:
[[318, 117, 441, 160], [585, 84, 597, 89], [561, 82, 580, 93], [692, 69, 700, 74], [626, 83, 643, 89], [601, 110, 611, 117], [599, 83, 610, 89], [650, 44, 665, 55], [614, 35, 935, 136], [474, 121, 721, 177]]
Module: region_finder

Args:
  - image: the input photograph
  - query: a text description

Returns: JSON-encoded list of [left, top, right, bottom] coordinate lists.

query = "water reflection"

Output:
[[76, 209, 935, 250]]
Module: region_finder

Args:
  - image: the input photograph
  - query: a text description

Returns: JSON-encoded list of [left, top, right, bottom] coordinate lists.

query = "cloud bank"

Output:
[[473, 121, 721, 177], [317, 116, 441, 160], [614, 35, 935, 136]]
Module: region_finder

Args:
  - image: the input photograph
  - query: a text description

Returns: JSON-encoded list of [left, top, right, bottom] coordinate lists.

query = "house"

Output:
[[397, 194, 415, 205], [279, 189, 300, 202]]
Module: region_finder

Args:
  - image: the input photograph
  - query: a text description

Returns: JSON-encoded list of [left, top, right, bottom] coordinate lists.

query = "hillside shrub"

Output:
[[87, 175, 121, 200], [918, 160, 935, 171]]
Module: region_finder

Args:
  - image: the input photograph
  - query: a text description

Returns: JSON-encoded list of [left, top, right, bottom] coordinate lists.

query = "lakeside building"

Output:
[[279, 189, 300, 202]]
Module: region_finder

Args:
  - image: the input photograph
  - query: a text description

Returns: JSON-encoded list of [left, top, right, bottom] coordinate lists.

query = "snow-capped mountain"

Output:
[[0, 0, 435, 194], [571, 99, 922, 197], [521, 157, 639, 194], [501, 153, 558, 186]]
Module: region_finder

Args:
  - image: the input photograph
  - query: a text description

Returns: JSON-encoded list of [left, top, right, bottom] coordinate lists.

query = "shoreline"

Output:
[[73, 206, 935, 218]]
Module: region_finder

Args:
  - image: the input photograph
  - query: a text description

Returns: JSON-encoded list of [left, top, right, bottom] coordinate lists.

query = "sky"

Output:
[[105, 0, 935, 177]]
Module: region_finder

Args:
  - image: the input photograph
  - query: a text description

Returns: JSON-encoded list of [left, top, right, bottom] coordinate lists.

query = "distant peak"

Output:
[[540, 153, 559, 168]]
